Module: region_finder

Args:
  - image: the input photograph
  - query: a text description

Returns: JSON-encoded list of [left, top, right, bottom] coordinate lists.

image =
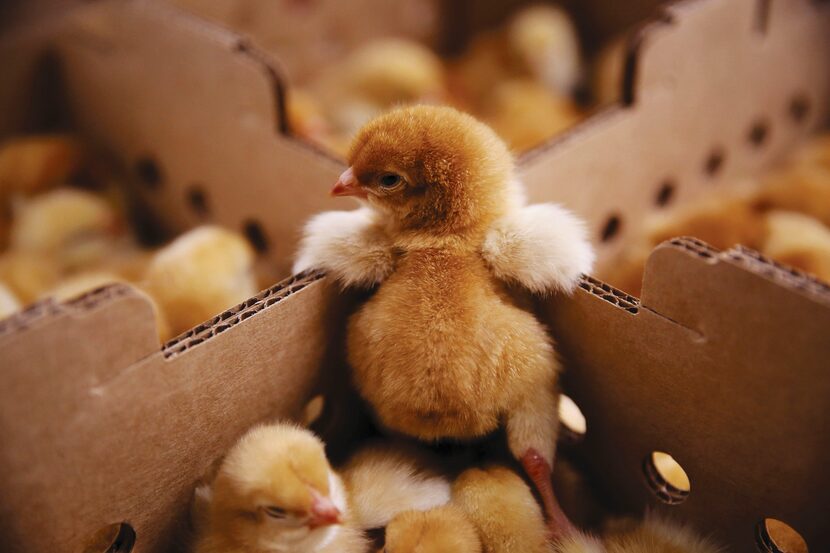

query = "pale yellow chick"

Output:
[[143, 225, 257, 339], [553, 514, 722, 553], [9, 187, 123, 272], [42, 271, 124, 302], [0, 281, 21, 319], [762, 210, 830, 282], [339, 441, 452, 530], [313, 39, 446, 142], [192, 423, 367, 553], [0, 251, 60, 303], [383, 506, 482, 553]]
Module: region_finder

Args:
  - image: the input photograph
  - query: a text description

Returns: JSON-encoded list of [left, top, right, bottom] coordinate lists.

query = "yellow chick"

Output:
[[452, 466, 553, 553], [0, 134, 87, 200], [294, 106, 595, 537], [383, 506, 482, 553], [42, 271, 123, 302], [143, 225, 257, 339], [339, 441, 452, 530], [754, 163, 830, 227], [452, 4, 581, 110], [0, 281, 21, 319], [313, 39, 446, 141], [553, 515, 722, 553], [0, 251, 60, 303], [9, 187, 123, 272], [762, 210, 830, 282], [193, 423, 368, 553], [481, 79, 581, 152]]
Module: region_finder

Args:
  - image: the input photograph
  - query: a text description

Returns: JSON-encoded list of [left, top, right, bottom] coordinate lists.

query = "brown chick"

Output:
[[481, 79, 581, 152], [294, 105, 595, 537], [0, 134, 87, 201], [762, 210, 830, 282], [9, 187, 124, 272], [553, 514, 722, 553], [192, 422, 368, 553], [383, 506, 482, 553], [452, 466, 553, 553], [143, 225, 257, 339]]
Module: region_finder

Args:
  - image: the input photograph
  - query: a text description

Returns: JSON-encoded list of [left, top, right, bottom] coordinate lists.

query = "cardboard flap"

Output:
[[0, 273, 344, 553], [518, 0, 830, 268], [546, 256, 830, 549]]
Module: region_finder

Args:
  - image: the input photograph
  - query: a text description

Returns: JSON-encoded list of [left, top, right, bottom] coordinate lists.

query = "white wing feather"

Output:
[[482, 203, 595, 294], [293, 208, 394, 288]]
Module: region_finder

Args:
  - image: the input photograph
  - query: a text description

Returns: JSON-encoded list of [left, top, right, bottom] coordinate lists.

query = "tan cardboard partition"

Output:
[[1, 1, 830, 552]]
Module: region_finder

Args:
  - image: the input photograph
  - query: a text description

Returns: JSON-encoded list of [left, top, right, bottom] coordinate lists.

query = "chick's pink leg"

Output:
[[521, 448, 576, 540]]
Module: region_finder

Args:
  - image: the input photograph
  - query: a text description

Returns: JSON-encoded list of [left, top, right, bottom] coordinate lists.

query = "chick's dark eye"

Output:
[[264, 506, 287, 518], [378, 173, 402, 188]]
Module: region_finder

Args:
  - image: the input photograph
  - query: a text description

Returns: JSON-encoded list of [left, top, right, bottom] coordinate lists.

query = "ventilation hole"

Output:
[[600, 214, 622, 242], [789, 94, 810, 124], [755, 519, 808, 553], [704, 148, 725, 177], [186, 185, 210, 216], [134, 157, 162, 189], [302, 394, 326, 427], [558, 394, 587, 439], [243, 220, 269, 253], [82, 522, 136, 553], [655, 180, 676, 207], [748, 119, 770, 148], [755, 0, 771, 33], [643, 451, 690, 504]]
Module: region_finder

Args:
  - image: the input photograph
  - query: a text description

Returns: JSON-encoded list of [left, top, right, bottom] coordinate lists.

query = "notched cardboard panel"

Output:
[[519, 0, 830, 267], [547, 239, 830, 551], [0, 274, 344, 553]]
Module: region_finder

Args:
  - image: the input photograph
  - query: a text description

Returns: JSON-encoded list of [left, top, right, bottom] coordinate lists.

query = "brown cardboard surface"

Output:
[[0, 1, 829, 552], [0, 273, 343, 552]]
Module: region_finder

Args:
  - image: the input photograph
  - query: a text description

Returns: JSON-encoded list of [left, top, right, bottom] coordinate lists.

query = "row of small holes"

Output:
[[133, 158, 270, 254], [599, 93, 811, 243]]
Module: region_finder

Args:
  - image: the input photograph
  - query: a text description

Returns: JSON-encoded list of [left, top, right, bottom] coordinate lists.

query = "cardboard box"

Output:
[[0, 1, 829, 552]]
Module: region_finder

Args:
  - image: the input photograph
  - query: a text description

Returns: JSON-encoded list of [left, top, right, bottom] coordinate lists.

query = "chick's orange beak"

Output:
[[308, 492, 342, 529], [331, 167, 367, 199]]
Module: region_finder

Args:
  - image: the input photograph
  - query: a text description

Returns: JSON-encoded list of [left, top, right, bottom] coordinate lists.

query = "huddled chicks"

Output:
[[603, 133, 830, 295], [0, 134, 264, 341], [287, 3, 625, 157], [193, 421, 722, 553]]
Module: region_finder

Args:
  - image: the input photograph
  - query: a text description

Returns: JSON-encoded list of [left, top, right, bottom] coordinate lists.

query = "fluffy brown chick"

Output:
[[0, 134, 87, 201], [383, 506, 482, 553], [294, 105, 595, 537], [143, 225, 257, 339], [193, 423, 367, 553], [452, 466, 553, 553]]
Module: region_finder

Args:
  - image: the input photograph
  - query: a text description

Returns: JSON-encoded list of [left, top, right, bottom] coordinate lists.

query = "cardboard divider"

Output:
[[546, 238, 830, 550], [1, 1, 829, 552]]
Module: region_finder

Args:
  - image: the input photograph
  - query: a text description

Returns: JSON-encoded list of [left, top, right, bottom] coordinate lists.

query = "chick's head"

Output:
[[383, 507, 481, 553], [210, 424, 343, 551], [335, 106, 516, 235]]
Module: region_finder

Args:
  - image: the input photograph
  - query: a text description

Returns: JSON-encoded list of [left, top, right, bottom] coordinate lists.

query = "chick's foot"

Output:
[[520, 448, 576, 540]]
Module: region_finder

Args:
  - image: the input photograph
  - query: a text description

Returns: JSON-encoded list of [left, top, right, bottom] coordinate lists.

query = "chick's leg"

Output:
[[506, 371, 576, 539]]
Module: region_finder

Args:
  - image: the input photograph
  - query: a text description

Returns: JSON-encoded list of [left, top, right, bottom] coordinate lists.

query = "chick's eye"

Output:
[[263, 506, 287, 518], [378, 173, 402, 188]]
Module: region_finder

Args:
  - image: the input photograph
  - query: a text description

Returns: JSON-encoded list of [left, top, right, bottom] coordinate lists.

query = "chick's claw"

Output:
[[520, 448, 576, 540]]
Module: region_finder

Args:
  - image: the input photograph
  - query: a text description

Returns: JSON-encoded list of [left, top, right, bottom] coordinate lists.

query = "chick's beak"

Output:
[[331, 167, 367, 199], [308, 492, 342, 529]]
